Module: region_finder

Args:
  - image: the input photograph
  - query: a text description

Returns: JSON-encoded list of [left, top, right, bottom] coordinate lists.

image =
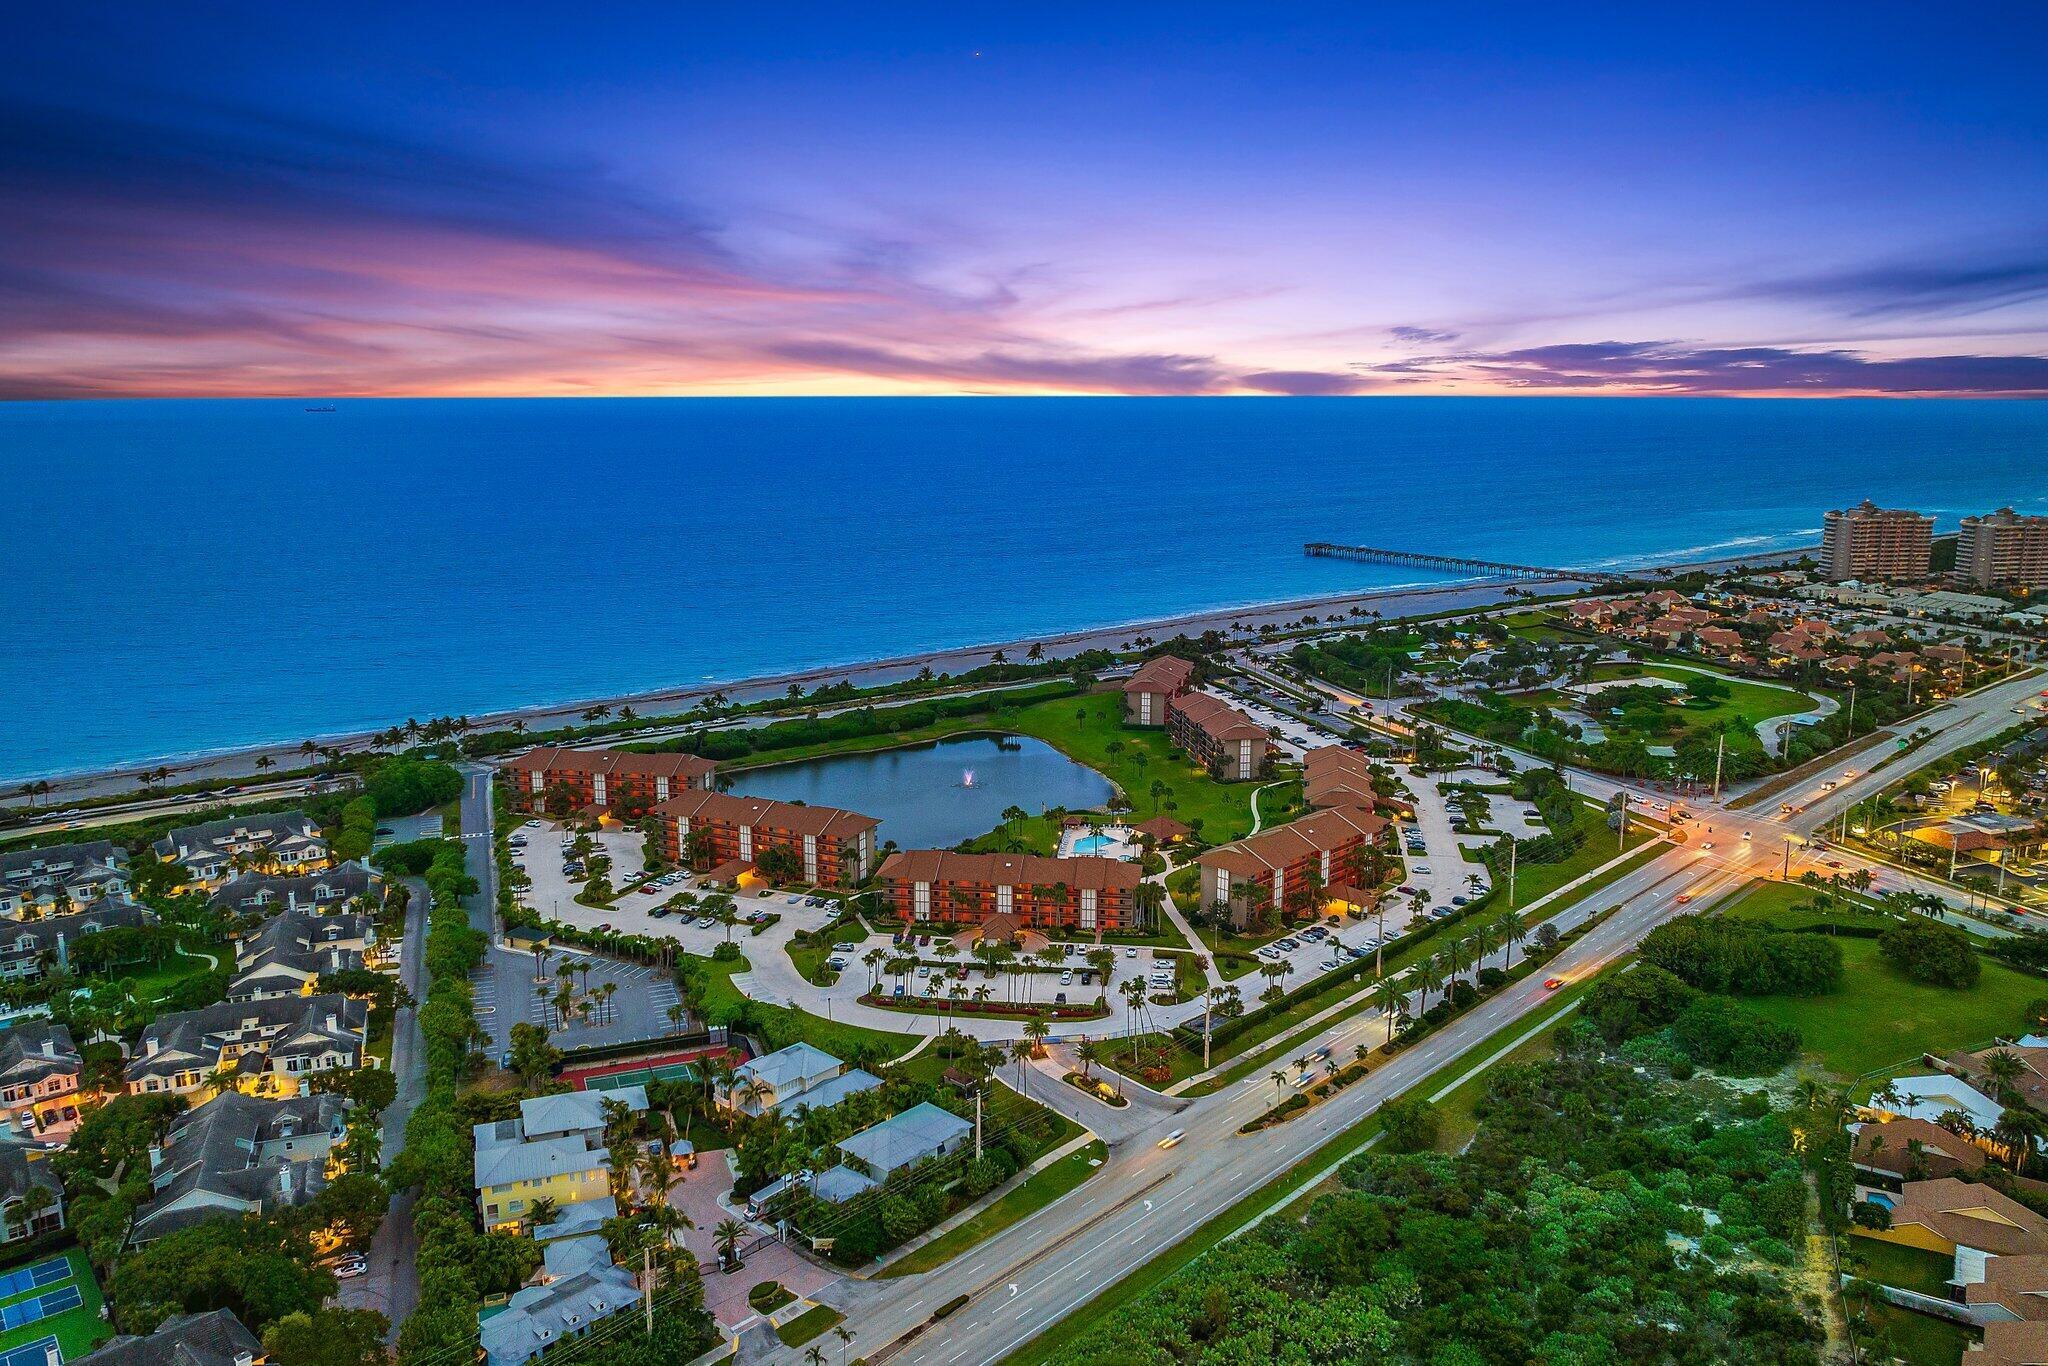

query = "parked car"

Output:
[[1060, 969, 1072, 985]]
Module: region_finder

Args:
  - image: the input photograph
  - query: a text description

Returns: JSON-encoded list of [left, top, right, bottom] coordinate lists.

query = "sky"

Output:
[[4, 3, 2047, 398]]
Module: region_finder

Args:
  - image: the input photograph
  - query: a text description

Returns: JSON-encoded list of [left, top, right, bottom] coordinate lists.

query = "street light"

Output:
[[1783, 834, 1799, 880]]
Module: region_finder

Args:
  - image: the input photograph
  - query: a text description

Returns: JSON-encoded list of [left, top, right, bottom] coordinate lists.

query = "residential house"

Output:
[[1131, 815, 1191, 846], [0, 897, 155, 982], [207, 862, 375, 919], [472, 1086, 647, 1229], [479, 1262, 641, 1366], [129, 1092, 349, 1244], [1694, 626, 1745, 657], [875, 850, 1143, 933], [1967, 1255, 2048, 1323], [76, 1310, 268, 1366], [1975, 1319, 2048, 1364], [501, 746, 716, 819], [1853, 1118, 1994, 1185], [0, 1145, 63, 1244], [0, 1021, 86, 1142], [652, 790, 878, 886], [806, 1102, 973, 1204], [1857, 1178, 2048, 1286], [1197, 807, 1390, 930], [127, 995, 368, 1100], [1166, 692, 1271, 781], [156, 812, 330, 889], [1872, 1073, 2008, 1133], [1121, 655, 1195, 726], [229, 910, 376, 1001], [0, 840, 130, 920], [723, 1043, 878, 1118]]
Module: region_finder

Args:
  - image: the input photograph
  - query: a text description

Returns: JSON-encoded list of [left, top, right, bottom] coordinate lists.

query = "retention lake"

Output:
[[723, 734, 1114, 850]]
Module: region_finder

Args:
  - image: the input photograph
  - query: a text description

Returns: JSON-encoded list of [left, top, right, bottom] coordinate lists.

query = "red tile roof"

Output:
[[503, 745, 717, 782], [875, 850, 1142, 893], [1170, 691, 1268, 743], [1122, 656, 1195, 695], [651, 789, 877, 840], [1197, 807, 1388, 881]]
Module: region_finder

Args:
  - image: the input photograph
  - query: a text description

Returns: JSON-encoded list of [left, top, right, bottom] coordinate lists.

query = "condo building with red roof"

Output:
[[1121, 655, 1194, 726], [1195, 807, 1389, 929], [502, 746, 716, 818], [653, 790, 878, 886], [875, 850, 1142, 933]]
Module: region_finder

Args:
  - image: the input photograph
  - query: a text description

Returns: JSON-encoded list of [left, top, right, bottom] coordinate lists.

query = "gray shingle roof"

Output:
[[76, 1310, 264, 1366]]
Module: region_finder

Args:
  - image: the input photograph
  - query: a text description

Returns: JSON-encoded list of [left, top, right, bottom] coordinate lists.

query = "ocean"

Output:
[[4, 396, 2044, 780]]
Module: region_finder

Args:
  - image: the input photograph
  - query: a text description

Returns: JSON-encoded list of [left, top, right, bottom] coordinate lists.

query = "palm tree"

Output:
[[1270, 1069, 1288, 1103], [1011, 1039, 1033, 1089], [1501, 911, 1527, 969], [1076, 1039, 1101, 1082], [805, 1346, 827, 1366], [713, 1217, 746, 1271], [833, 1325, 854, 1366], [1373, 975, 1404, 1046], [1024, 1016, 1051, 1057], [524, 1196, 559, 1232], [599, 981, 618, 1025], [1416, 954, 1445, 1012], [1985, 1050, 2024, 1104]]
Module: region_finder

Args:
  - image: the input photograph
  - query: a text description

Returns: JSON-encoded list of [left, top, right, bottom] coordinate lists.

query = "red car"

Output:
[[1543, 977, 1564, 990]]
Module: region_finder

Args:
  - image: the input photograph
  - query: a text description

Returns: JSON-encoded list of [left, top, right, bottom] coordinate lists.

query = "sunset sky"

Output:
[[5, 3, 2047, 398]]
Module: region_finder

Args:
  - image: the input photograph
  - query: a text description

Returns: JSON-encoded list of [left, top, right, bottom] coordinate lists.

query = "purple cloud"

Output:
[[1388, 325, 1460, 344], [1369, 339, 2048, 395]]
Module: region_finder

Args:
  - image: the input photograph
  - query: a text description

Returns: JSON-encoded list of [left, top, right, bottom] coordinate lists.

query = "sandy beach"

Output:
[[18, 546, 1807, 804]]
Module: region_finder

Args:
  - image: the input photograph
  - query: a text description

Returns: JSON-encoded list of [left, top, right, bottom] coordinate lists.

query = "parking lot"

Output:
[[470, 942, 685, 1063], [506, 819, 646, 920]]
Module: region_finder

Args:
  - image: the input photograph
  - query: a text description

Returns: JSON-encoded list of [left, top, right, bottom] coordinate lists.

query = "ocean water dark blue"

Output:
[[4, 396, 2044, 778]]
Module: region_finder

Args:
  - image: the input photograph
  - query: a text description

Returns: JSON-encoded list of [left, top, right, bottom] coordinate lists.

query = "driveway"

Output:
[[670, 1150, 836, 1329]]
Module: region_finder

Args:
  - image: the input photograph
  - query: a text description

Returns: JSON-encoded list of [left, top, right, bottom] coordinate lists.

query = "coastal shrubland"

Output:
[[1048, 1038, 1824, 1364]]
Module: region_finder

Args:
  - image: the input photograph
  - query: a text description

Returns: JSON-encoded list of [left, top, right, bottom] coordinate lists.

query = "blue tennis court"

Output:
[[0, 1334, 60, 1366], [0, 1287, 82, 1334], [0, 1263, 68, 1303]]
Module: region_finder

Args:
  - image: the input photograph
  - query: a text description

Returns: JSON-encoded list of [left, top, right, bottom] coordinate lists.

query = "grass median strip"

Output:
[[1003, 968, 1615, 1365], [882, 1141, 1110, 1278]]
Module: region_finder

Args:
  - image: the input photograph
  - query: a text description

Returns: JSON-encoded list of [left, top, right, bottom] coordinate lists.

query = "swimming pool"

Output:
[[1072, 834, 1117, 855]]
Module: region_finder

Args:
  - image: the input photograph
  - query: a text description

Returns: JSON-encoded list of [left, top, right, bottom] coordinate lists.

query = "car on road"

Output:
[[1159, 1129, 1185, 1148], [1698, 842, 1713, 851], [1675, 892, 1693, 904], [329, 1257, 369, 1280], [1543, 977, 1564, 990], [1741, 831, 1751, 842]]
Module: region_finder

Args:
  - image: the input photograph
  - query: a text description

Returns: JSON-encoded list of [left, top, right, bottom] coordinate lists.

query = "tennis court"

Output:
[[0, 1265, 65, 1304], [0, 1334, 60, 1366], [586, 1061, 700, 1091], [0, 1288, 81, 1335]]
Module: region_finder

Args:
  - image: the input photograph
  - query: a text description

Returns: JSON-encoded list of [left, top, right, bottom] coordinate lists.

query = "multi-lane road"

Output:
[[744, 666, 2045, 1366]]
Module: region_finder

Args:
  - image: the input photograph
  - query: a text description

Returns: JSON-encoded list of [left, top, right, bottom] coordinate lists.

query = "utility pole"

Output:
[[1846, 683, 1857, 735], [1783, 838, 1794, 880], [1711, 732, 1725, 802], [643, 1246, 655, 1334], [1507, 838, 1518, 908], [974, 1089, 983, 1160], [1616, 792, 1628, 852]]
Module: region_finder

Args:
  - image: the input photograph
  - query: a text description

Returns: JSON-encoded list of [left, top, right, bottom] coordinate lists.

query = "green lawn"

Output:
[[0, 1249, 111, 1360], [1745, 935, 2041, 1082], [1718, 879, 1892, 933], [1590, 662, 1819, 730], [775, 1304, 844, 1347], [881, 1140, 1109, 1278], [687, 952, 919, 1061], [1854, 1299, 1970, 1366], [1846, 1236, 1957, 1297]]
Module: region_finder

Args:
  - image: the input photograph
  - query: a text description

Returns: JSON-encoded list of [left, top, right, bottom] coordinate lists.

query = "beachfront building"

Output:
[[502, 746, 716, 819], [0, 840, 131, 920], [0, 1145, 64, 1244], [479, 1262, 641, 1366], [722, 1042, 880, 1118], [126, 994, 368, 1101], [207, 862, 375, 919], [1167, 692, 1271, 782], [1302, 746, 1381, 810], [1122, 655, 1195, 726], [129, 1092, 349, 1245], [875, 850, 1143, 932], [472, 1086, 647, 1230], [1196, 807, 1390, 930], [0, 1021, 86, 1143], [1820, 500, 1933, 582], [228, 910, 376, 1001], [653, 790, 878, 886], [76, 1310, 268, 1366], [1958, 508, 2048, 590], [155, 812, 331, 889], [0, 898, 156, 983]]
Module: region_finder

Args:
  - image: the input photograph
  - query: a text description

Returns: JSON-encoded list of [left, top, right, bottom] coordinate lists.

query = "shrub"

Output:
[[1879, 918, 1980, 988], [1583, 964, 1697, 1043], [1641, 914, 1842, 995], [1669, 997, 1800, 1076], [1379, 1096, 1441, 1153]]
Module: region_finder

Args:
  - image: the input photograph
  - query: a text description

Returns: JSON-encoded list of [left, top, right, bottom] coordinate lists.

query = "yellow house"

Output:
[[472, 1125, 613, 1232], [1854, 1178, 2048, 1271]]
